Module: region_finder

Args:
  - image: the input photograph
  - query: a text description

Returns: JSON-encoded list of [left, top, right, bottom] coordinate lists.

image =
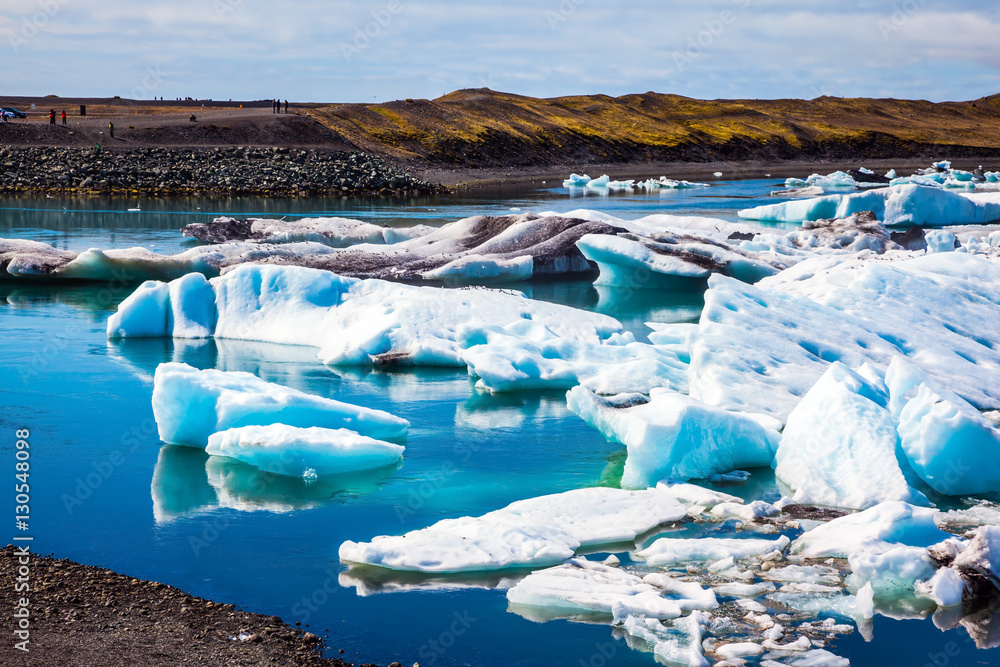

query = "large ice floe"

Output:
[[151, 362, 409, 446], [182, 216, 434, 247], [205, 424, 404, 477], [109, 264, 621, 367], [338, 486, 688, 573], [740, 183, 1000, 226]]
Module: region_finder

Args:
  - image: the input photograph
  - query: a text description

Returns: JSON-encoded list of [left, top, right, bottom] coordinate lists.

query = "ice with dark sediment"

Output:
[[182, 216, 434, 246]]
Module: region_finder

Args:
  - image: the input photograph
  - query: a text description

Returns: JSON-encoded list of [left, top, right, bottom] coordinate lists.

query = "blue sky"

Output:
[[2, 0, 998, 103]]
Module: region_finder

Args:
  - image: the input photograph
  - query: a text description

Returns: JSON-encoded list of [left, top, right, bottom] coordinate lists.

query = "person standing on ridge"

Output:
[[284, 99, 288, 113], [49, 109, 55, 124], [61, 110, 67, 125], [109, 121, 115, 138]]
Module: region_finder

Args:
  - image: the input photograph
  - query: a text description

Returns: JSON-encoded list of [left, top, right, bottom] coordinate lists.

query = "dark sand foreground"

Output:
[[1, 546, 384, 667]]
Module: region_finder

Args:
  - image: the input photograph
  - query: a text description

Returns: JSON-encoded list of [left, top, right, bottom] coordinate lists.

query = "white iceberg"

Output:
[[109, 264, 622, 367], [506, 558, 685, 620], [791, 501, 950, 559], [773, 362, 926, 510], [739, 184, 1000, 226], [888, 358, 1000, 496], [567, 386, 780, 487], [151, 362, 409, 446], [635, 535, 791, 566], [205, 424, 404, 477], [339, 486, 687, 573], [462, 322, 688, 394]]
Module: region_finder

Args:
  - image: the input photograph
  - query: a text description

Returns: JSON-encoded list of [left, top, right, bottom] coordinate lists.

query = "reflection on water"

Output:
[[339, 564, 518, 597], [151, 445, 399, 522]]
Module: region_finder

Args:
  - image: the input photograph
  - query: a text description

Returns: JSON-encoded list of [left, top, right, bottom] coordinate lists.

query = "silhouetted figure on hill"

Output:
[[49, 109, 55, 124], [109, 122, 115, 138]]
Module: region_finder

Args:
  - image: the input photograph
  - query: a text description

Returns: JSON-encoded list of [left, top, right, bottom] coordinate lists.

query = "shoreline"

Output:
[[0, 545, 384, 667]]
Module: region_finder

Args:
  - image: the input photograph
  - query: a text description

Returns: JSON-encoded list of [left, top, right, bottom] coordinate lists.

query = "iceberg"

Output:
[[739, 184, 1000, 226], [151, 362, 409, 446], [205, 424, 404, 477], [674, 253, 1000, 421], [635, 535, 790, 566], [791, 501, 950, 559], [566, 386, 780, 487], [462, 323, 688, 394], [563, 173, 592, 187], [888, 358, 1000, 496], [339, 486, 687, 573], [619, 611, 712, 667], [182, 216, 433, 247], [506, 558, 685, 621], [109, 264, 622, 367], [774, 362, 925, 510]]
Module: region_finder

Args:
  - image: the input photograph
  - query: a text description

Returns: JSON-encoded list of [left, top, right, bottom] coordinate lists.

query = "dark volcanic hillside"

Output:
[[305, 89, 1000, 167]]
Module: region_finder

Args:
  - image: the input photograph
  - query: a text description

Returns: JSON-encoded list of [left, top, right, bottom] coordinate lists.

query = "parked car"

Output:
[[1, 107, 27, 118]]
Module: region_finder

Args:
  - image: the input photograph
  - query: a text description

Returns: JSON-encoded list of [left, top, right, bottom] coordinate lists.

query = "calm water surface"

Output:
[[1, 181, 994, 666]]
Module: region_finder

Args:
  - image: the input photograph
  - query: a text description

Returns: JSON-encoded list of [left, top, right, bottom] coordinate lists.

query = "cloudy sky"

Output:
[[2, 0, 999, 103]]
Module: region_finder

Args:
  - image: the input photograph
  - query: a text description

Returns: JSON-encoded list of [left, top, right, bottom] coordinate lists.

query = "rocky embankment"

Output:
[[0, 146, 442, 197]]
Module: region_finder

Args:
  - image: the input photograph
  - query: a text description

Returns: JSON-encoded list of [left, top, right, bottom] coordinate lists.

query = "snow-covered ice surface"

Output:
[[109, 264, 622, 367], [204, 424, 404, 477], [151, 362, 409, 446], [774, 362, 926, 510], [339, 487, 687, 573]]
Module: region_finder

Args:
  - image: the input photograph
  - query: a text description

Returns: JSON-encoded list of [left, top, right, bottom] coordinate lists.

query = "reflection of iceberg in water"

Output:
[[151, 445, 218, 523], [151, 444, 398, 521], [456, 391, 569, 430], [339, 564, 518, 597]]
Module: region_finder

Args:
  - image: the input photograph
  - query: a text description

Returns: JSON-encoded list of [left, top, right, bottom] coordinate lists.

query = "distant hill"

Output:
[[305, 89, 1000, 167]]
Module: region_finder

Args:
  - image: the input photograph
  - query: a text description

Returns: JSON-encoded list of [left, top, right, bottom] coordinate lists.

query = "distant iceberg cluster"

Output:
[[563, 173, 710, 192], [781, 161, 1000, 195]]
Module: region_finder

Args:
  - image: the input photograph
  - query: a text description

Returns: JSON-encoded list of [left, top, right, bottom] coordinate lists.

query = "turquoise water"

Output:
[[2, 182, 997, 666]]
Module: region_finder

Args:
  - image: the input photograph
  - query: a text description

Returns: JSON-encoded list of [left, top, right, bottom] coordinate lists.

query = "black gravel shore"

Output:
[[0, 146, 442, 197], [1, 545, 385, 667]]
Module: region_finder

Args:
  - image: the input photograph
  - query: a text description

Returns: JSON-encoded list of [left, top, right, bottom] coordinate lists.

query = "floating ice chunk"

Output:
[[915, 567, 965, 607], [846, 545, 936, 600], [717, 642, 765, 659], [774, 362, 925, 510], [766, 649, 850, 667], [576, 231, 783, 289], [925, 230, 958, 253], [714, 172, 724, 178], [933, 161, 952, 170], [636, 535, 791, 566], [107, 280, 171, 338], [712, 581, 777, 598], [566, 387, 780, 487], [889, 359, 1000, 496], [886, 169, 898, 179], [738, 184, 1000, 226], [946, 526, 1000, 598], [654, 481, 744, 510], [421, 254, 533, 281], [462, 321, 687, 394], [936, 501, 1000, 528], [339, 486, 687, 573], [507, 558, 683, 620], [563, 173, 592, 187], [151, 362, 409, 446], [791, 502, 950, 559], [205, 424, 404, 477], [763, 565, 842, 587], [168, 272, 217, 338], [110, 264, 622, 368], [643, 573, 719, 611], [709, 501, 780, 523], [624, 611, 712, 667], [586, 175, 611, 189]]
